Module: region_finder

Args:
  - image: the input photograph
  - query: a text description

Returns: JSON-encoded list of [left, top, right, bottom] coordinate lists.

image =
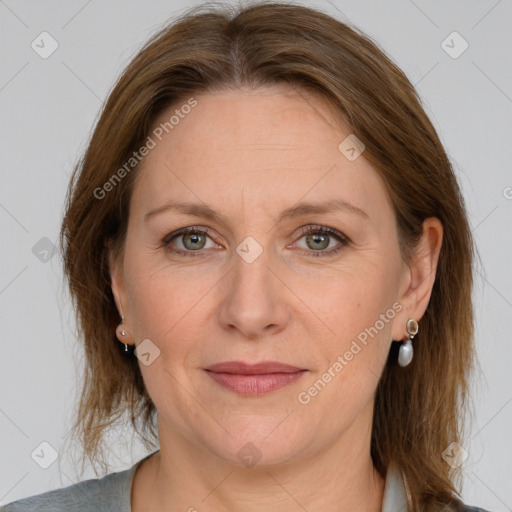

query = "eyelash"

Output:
[[162, 225, 349, 258]]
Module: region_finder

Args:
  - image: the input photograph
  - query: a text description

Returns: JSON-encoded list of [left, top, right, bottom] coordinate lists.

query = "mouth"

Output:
[[203, 361, 308, 396]]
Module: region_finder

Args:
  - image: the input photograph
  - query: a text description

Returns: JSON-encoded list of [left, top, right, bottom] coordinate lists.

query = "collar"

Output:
[[382, 460, 412, 511]]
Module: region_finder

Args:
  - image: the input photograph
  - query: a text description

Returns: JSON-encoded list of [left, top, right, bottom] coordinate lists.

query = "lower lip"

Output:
[[205, 370, 307, 396]]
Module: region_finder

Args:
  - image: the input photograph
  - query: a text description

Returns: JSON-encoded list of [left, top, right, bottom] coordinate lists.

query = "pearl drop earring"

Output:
[[398, 318, 418, 367]]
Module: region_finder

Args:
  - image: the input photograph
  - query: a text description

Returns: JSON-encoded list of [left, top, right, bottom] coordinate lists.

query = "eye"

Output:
[[293, 225, 349, 257], [163, 227, 218, 257], [162, 225, 349, 258]]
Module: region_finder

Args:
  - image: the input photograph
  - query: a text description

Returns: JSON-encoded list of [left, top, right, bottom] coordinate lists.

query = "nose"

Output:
[[217, 247, 291, 340]]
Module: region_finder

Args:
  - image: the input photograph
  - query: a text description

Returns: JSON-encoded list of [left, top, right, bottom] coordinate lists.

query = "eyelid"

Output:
[[163, 226, 215, 244], [294, 224, 350, 243], [161, 226, 222, 257], [290, 225, 350, 257]]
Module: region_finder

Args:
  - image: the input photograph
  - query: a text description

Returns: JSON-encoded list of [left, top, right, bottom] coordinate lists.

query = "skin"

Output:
[[109, 83, 443, 512]]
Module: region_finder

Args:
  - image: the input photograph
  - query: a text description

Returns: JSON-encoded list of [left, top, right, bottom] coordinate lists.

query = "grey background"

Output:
[[0, 0, 511, 509]]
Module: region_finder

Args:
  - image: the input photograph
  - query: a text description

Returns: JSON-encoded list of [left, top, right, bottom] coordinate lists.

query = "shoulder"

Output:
[[452, 499, 494, 512], [0, 466, 133, 512], [385, 463, 493, 512]]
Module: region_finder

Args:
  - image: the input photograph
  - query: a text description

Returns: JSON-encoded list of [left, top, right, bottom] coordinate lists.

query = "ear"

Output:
[[106, 237, 127, 320], [392, 217, 443, 340]]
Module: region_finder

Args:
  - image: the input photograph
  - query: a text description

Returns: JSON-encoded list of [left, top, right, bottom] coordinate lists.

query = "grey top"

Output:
[[1, 453, 490, 511]]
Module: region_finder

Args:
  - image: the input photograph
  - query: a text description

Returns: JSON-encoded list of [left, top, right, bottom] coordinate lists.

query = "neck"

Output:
[[133, 415, 385, 512]]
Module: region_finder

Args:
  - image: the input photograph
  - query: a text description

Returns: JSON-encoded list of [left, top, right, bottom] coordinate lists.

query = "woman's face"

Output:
[[111, 84, 411, 466]]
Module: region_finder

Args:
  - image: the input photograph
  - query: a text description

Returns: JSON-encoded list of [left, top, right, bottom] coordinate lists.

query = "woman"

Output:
[[1, 2, 492, 511]]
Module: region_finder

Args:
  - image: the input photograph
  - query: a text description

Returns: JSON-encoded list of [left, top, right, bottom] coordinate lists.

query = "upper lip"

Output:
[[205, 361, 305, 375]]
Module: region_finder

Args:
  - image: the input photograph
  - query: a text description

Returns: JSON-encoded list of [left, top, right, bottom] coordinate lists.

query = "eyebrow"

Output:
[[144, 198, 369, 224]]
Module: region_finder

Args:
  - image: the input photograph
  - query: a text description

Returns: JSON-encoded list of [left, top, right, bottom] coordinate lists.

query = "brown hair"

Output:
[[59, 2, 476, 509]]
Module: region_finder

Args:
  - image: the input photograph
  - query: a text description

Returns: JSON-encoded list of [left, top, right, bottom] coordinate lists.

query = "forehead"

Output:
[[130, 85, 393, 224]]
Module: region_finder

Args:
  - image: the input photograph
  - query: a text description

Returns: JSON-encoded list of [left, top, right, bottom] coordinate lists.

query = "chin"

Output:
[[198, 417, 313, 469]]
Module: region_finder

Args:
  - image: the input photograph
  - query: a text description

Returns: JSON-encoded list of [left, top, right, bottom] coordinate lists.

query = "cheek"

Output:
[[298, 259, 401, 404], [121, 257, 214, 423], [296, 276, 397, 428], [301, 260, 398, 341], [122, 250, 206, 347]]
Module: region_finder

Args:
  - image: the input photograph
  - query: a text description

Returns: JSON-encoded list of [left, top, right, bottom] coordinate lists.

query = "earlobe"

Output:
[[107, 240, 134, 346], [393, 217, 443, 338]]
